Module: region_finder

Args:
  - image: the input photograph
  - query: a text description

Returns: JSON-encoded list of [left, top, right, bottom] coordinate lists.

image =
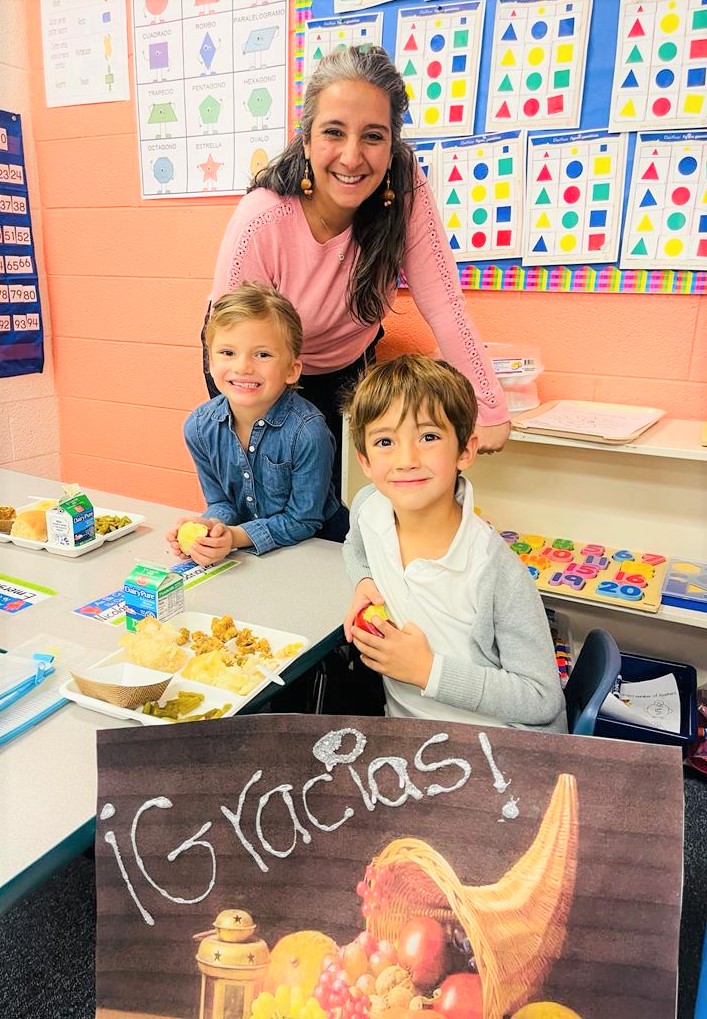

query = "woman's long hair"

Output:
[[250, 46, 419, 326]]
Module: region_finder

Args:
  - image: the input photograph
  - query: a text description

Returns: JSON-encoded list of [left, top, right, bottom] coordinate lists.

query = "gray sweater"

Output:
[[344, 486, 568, 733]]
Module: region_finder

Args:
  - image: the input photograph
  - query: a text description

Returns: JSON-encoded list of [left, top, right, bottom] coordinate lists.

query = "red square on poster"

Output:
[[449, 104, 465, 122], [697, 238, 707, 257], [496, 229, 513, 246], [547, 94, 565, 114], [588, 233, 606, 251]]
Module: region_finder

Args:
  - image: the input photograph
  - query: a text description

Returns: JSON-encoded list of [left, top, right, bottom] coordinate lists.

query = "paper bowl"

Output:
[[70, 662, 173, 709]]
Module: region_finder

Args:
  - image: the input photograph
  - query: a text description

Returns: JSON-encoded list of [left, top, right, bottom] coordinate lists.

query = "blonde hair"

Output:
[[206, 281, 303, 360], [344, 354, 478, 455]]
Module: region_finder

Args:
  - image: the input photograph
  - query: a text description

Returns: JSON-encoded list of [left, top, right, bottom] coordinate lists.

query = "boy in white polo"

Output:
[[342, 354, 567, 732]]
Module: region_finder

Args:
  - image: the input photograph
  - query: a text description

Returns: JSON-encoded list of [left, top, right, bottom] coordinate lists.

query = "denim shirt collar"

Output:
[[209, 388, 296, 429]]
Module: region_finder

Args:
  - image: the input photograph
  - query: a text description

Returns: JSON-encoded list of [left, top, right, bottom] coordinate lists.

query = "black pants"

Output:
[[202, 310, 382, 500]]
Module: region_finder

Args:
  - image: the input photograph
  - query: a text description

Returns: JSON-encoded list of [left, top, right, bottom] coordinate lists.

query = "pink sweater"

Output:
[[210, 177, 508, 426]]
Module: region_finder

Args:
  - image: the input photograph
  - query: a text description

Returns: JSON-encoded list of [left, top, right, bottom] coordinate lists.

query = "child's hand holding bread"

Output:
[[166, 518, 234, 567]]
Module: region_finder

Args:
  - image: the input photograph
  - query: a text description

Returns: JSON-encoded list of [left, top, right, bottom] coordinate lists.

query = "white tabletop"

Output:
[[0, 470, 351, 901]]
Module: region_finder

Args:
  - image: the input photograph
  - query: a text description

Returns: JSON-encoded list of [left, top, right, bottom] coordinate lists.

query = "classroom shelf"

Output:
[[541, 592, 707, 631], [509, 418, 707, 462]]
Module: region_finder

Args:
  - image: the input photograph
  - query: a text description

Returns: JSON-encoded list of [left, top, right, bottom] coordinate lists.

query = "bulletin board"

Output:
[[296, 0, 707, 294]]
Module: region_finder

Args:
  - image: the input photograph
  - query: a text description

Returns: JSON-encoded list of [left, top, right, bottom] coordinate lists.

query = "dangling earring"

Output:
[[382, 170, 395, 208], [300, 159, 313, 199]]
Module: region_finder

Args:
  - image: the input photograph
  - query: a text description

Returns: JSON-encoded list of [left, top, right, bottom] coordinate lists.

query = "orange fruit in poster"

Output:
[[512, 1004, 583, 1019], [264, 930, 338, 997]]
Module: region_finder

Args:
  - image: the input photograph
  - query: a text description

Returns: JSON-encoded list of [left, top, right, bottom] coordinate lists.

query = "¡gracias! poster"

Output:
[[95, 714, 683, 1019]]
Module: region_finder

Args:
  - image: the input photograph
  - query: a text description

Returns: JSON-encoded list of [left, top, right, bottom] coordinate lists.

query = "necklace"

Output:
[[313, 206, 346, 262]]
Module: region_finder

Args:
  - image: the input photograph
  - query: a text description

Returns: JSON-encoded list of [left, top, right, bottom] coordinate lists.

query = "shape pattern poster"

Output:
[[395, 2, 486, 137], [486, 0, 593, 131], [0, 112, 44, 379], [305, 14, 383, 81], [523, 130, 628, 264], [439, 131, 524, 259], [609, 0, 707, 131], [133, 0, 288, 198], [620, 129, 707, 268]]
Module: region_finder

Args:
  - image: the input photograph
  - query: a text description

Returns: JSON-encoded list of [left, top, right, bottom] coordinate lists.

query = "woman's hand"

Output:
[[352, 618, 433, 689], [343, 578, 385, 642], [475, 420, 511, 454]]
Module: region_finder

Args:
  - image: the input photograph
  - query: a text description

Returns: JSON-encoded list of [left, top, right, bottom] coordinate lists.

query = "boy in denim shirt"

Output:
[[167, 282, 348, 565]]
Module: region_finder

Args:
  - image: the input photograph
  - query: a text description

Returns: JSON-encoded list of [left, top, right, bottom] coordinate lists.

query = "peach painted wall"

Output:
[[0, 0, 60, 478], [24, 3, 707, 511]]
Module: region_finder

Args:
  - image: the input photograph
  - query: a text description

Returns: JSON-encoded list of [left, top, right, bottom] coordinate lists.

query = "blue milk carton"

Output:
[[123, 563, 185, 632]]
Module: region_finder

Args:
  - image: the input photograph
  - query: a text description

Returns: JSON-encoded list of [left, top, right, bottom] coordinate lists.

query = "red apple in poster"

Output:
[[433, 972, 484, 1019], [397, 915, 449, 989], [354, 604, 391, 636]]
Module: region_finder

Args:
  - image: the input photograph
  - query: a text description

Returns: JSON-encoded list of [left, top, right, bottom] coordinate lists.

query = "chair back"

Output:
[[564, 629, 622, 736]]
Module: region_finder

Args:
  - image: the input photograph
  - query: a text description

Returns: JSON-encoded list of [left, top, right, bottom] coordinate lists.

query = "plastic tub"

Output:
[[484, 343, 543, 413]]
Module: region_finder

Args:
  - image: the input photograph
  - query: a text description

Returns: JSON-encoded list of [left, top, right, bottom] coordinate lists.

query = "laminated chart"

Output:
[[523, 130, 628, 264], [396, 2, 486, 138], [304, 15, 383, 81], [410, 139, 437, 183], [486, 0, 593, 131], [133, 0, 288, 198], [438, 132, 524, 259], [609, 0, 707, 131], [620, 130, 707, 269]]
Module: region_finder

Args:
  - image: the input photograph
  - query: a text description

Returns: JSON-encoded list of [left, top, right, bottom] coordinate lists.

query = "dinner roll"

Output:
[[11, 509, 48, 541]]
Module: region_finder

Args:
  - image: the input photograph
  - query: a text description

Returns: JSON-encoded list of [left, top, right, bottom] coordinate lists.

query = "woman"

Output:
[[204, 46, 510, 491]]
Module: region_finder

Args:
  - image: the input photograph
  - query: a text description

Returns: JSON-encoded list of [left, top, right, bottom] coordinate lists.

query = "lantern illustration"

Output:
[[195, 908, 269, 1019]]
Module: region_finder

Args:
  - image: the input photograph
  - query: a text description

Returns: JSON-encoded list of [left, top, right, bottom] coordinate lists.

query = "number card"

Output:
[[609, 0, 707, 130], [305, 15, 383, 81], [0, 111, 44, 378], [486, 0, 593, 131], [438, 132, 524, 259], [396, 2, 486, 138], [620, 130, 707, 269], [523, 130, 628, 265]]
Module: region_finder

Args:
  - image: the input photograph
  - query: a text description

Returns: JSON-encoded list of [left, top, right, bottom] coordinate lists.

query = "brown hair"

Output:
[[344, 354, 479, 455], [205, 281, 303, 361]]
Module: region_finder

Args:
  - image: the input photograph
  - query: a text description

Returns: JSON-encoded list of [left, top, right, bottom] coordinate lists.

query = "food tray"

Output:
[[58, 613, 309, 724], [0, 506, 145, 556]]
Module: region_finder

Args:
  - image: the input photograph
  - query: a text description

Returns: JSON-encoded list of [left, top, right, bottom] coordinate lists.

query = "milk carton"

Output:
[[123, 563, 185, 632], [46, 492, 95, 549]]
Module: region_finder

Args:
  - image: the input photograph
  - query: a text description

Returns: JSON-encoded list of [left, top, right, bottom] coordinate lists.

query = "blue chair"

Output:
[[564, 629, 622, 736]]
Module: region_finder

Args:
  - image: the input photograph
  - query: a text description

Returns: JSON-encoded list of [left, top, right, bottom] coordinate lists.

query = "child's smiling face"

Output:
[[208, 318, 302, 419], [358, 399, 477, 514]]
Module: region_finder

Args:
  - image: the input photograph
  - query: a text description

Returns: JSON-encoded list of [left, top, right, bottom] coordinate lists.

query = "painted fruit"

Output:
[[511, 1004, 583, 1019], [434, 972, 484, 1019], [354, 604, 391, 636], [177, 521, 208, 555], [265, 930, 338, 997], [397, 916, 449, 989]]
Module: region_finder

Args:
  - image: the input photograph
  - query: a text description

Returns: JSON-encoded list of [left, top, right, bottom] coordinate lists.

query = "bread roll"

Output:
[[11, 509, 48, 541]]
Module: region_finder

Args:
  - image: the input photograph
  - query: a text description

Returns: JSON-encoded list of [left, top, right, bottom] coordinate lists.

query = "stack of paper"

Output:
[[513, 401, 665, 444], [600, 673, 681, 734]]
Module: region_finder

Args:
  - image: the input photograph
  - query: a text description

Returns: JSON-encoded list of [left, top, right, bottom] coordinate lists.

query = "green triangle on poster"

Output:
[[535, 187, 551, 205], [404, 33, 418, 51], [631, 238, 648, 255], [313, 47, 323, 60], [627, 44, 643, 63], [403, 59, 417, 76], [447, 188, 461, 205], [499, 74, 513, 92]]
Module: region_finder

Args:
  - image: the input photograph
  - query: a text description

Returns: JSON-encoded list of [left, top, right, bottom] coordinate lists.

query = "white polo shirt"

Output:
[[357, 478, 503, 726]]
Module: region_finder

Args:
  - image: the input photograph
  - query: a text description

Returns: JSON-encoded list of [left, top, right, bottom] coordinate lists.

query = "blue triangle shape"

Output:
[[621, 69, 639, 88], [502, 23, 517, 40], [532, 236, 548, 253], [403, 110, 414, 124], [639, 188, 657, 207], [449, 234, 460, 250]]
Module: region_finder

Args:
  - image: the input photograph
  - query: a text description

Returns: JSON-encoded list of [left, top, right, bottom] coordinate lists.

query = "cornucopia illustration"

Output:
[[196, 774, 580, 1019]]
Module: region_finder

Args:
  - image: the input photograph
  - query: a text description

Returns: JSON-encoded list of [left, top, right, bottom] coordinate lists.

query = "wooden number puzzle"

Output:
[[609, 0, 707, 130], [305, 15, 383, 80], [620, 130, 707, 268], [523, 130, 628, 264], [486, 0, 593, 131], [439, 132, 524, 259], [501, 530, 669, 612], [396, 2, 485, 137]]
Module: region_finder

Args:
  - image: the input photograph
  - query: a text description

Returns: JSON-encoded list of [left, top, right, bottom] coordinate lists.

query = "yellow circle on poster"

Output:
[[660, 12, 680, 31], [424, 107, 440, 124], [528, 46, 545, 65], [560, 234, 577, 252], [664, 237, 683, 256], [471, 184, 487, 201]]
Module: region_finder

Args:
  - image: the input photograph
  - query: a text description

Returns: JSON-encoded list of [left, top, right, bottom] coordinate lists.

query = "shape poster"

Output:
[[133, 0, 288, 198], [486, 0, 593, 132], [0, 112, 44, 379], [305, 15, 383, 81], [439, 131, 524, 259], [40, 0, 129, 108], [609, 0, 707, 131], [620, 129, 707, 269], [523, 130, 628, 265], [396, 2, 486, 138]]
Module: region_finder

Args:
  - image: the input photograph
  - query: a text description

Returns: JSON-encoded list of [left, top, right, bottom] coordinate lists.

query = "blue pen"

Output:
[[0, 653, 56, 713]]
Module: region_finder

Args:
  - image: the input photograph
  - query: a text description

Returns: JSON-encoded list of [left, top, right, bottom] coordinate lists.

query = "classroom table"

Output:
[[0, 469, 352, 913]]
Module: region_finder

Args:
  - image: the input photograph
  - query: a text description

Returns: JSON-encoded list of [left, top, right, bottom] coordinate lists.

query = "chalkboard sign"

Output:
[[95, 714, 683, 1019]]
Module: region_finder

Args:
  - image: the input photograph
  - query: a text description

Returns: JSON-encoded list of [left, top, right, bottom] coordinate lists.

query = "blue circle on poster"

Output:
[[426, 81, 442, 100], [531, 21, 548, 38], [473, 163, 489, 180], [655, 68, 675, 88], [566, 160, 584, 179], [678, 156, 698, 176], [430, 34, 445, 52]]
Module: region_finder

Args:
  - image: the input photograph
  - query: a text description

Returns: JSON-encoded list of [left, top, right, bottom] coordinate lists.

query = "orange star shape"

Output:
[[199, 153, 223, 182]]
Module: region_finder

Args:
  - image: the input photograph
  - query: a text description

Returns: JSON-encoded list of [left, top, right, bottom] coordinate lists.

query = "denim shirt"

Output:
[[184, 389, 344, 555]]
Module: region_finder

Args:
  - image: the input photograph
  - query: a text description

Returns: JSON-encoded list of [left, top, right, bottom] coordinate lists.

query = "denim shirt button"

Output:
[[246, 496, 253, 502], [244, 472, 250, 479], [257, 419, 265, 426], [249, 445, 255, 452]]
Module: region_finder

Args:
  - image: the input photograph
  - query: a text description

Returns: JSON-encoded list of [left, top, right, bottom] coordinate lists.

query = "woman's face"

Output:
[[304, 80, 393, 224]]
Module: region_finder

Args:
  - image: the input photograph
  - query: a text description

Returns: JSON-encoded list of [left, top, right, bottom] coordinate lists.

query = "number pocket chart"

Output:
[[0, 111, 44, 378]]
